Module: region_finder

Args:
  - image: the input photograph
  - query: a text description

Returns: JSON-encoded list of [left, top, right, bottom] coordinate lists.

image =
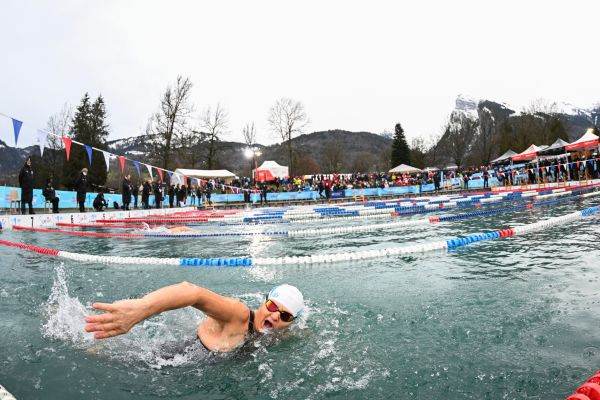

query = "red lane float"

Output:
[[12, 225, 144, 239], [57, 222, 142, 229], [566, 371, 600, 400], [95, 218, 208, 224], [0, 239, 59, 256]]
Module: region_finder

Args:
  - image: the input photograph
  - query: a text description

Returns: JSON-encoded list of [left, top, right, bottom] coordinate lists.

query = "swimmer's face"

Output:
[[255, 299, 294, 332]]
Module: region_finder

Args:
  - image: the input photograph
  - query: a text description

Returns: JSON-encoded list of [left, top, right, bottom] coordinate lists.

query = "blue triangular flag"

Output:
[[12, 118, 23, 146], [133, 160, 141, 176], [167, 171, 173, 181], [84, 145, 93, 166]]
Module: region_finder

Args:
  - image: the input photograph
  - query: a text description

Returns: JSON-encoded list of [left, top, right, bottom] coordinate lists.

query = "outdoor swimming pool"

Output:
[[1, 195, 600, 399]]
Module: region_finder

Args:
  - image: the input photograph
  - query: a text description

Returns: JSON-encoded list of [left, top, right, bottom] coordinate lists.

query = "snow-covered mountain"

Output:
[[437, 95, 600, 167]]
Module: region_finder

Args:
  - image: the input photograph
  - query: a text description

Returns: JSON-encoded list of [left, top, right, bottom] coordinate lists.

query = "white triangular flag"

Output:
[[34, 130, 49, 156], [146, 164, 153, 180], [102, 151, 111, 172]]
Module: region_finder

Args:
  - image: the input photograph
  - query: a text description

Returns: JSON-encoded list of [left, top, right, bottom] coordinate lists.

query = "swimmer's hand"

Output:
[[84, 299, 150, 339]]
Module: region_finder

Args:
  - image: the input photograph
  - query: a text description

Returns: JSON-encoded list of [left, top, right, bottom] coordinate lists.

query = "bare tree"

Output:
[[476, 107, 495, 165], [268, 98, 309, 176], [322, 139, 345, 173], [146, 76, 194, 170], [177, 129, 207, 168], [423, 133, 442, 167], [45, 103, 73, 184], [438, 113, 478, 168], [242, 122, 256, 147], [199, 103, 229, 169]]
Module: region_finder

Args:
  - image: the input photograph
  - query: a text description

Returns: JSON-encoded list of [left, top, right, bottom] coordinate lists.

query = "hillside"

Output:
[[434, 95, 600, 167], [1, 130, 392, 186]]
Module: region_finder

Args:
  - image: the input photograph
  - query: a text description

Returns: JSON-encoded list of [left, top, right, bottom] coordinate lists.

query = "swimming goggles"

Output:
[[265, 299, 295, 323]]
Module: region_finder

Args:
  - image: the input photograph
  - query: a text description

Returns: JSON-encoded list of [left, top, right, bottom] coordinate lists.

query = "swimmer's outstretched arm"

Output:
[[84, 281, 247, 339]]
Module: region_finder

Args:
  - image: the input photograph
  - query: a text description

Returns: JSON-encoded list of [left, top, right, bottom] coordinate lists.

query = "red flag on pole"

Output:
[[62, 136, 73, 161], [118, 156, 126, 173], [157, 168, 163, 182]]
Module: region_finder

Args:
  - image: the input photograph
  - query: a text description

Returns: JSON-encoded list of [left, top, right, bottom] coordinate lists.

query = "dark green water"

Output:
[[1, 200, 600, 399]]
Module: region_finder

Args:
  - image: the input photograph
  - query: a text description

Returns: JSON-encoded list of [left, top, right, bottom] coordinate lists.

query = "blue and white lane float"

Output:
[[0, 385, 16, 400], [12, 188, 600, 239], [209, 186, 600, 225], [2, 205, 598, 266]]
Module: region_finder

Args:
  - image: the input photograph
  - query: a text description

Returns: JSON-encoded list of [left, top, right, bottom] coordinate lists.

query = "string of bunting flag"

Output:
[[0, 111, 249, 193]]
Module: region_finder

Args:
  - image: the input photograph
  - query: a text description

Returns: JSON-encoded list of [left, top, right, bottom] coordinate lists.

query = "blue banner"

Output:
[[133, 160, 141, 176], [12, 118, 23, 145], [84, 145, 93, 166]]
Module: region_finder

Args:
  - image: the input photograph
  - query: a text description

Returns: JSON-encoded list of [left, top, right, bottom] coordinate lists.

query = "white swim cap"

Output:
[[268, 284, 304, 317]]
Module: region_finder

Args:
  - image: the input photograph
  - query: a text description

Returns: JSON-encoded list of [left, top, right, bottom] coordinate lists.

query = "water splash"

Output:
[[41, 263, 94, 346]]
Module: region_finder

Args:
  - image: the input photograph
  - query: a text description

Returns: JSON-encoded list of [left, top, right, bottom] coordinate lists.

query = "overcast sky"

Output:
[[2, 0, 599, 148]]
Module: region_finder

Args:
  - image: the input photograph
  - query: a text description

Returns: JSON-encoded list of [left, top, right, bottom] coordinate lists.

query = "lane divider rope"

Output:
[[2, 205, 598, 266]]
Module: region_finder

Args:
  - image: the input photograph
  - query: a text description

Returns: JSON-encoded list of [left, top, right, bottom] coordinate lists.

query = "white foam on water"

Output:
[[42, 263, 94, 347]]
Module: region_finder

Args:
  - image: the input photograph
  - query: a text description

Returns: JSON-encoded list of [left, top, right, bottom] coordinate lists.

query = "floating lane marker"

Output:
[[1, 205, 598, 266], [0, 385, 16, 400], [11, 188, 600, 240]]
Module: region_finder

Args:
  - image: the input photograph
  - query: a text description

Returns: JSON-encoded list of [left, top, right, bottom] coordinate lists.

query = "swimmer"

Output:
[[138, 222, 196, 234], [84, 283, 304, 352]]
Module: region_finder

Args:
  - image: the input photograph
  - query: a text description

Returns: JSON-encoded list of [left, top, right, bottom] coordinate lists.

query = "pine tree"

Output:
[[390, 123, 411, 168], [62, 93, 109, 189]]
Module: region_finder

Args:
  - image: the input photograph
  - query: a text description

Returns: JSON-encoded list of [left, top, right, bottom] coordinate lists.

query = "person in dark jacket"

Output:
[[132, 182, 139, 209], [168, 185, 175, 208], [142, 180, 151, 209], [42, 178, 60, 213], [260, 183, 268, 205], [18, 157, 35, 214], [74, 168, 89, 212], [93, 191, 108, 211], [153, 180, 162, 209], [176, 184, 185, 207], [121, 174, 132, 211]]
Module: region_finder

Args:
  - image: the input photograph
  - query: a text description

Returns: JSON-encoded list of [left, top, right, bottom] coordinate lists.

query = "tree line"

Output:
[[391, 100, 600, 170], [24, 75, 311, 190]]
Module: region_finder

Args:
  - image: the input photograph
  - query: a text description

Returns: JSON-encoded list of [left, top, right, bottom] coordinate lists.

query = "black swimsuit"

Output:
[[197, 308, 255, 352]]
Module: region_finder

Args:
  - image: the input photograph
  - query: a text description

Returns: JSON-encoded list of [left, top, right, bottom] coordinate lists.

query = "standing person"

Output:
[[175, 184, 182, 207], [433, 171, 441, 192], [142, 179, 151, 209], [205, 183, 213, 206], [74, 168, 89, 212], [132, 182, 139, 209], [42, 178, 60, 213], [18, 157, 35, 215], [190, 185, 197, 206], [483, 168, 489, 189], [168, 185, 175, 208], [260, 183, 268, 205], [462, 172, 469, 190], [153, 180, 162, 209], [195, 185, 202, 207], [122, 174, 132, 211]]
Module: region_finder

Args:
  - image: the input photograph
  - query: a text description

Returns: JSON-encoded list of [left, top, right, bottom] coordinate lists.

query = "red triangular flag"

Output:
[[62, 136, 73, 161], [118, 156, 126, 173], [157, 168, 163, 182]]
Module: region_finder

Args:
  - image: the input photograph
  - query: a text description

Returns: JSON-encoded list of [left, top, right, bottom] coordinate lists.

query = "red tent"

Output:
[[254, 169, 276, 182], [512, 144, 546, 161], [565, 129, 599, 151]]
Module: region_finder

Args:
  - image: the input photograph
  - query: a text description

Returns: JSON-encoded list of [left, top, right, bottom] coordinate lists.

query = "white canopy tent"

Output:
[[389, 164, 422, 174], [253, 161, 289, 181], [173, 168, 237, 183], [491, 149, 517, 164], [566, 129, 599, 151]]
